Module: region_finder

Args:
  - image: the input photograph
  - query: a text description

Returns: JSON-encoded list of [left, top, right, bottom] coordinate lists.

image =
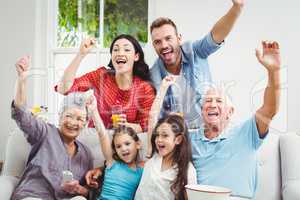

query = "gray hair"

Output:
[[200, 84, 234, 108], [58, 92, 88, 118]]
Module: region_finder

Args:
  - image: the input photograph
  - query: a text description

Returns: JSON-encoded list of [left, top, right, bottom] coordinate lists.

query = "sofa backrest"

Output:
[[255, 132, 281, 200], [2, 128, 282, 200]]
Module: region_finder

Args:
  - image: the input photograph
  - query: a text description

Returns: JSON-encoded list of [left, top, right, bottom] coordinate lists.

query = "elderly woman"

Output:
[[11, 56, 93, 200]]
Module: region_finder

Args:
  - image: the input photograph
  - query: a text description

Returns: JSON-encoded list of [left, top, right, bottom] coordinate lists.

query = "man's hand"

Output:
[[255, 41, 281, 72], [15, 55, 30, 79], [62, 180, 88, 196], [85, 167, 102, 189], [79, 37, 96, 57]]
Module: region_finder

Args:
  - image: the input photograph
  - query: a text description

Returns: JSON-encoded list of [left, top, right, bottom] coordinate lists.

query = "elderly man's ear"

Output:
[[226, 107, 234, 120]]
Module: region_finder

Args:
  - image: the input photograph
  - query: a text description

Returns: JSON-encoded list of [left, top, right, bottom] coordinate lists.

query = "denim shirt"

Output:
[[150, 33, 222, 128]]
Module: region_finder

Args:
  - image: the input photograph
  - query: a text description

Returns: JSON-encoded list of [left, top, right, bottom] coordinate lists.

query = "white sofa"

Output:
[[0, 128, 300, 200]]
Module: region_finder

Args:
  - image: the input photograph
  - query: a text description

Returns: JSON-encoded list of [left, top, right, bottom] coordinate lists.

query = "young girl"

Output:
[[134, 76, 197, 200], [86, 95, 143, 200]]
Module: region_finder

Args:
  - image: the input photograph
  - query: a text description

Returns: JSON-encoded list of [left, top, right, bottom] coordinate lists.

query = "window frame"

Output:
[[45, 0, 155, 124]]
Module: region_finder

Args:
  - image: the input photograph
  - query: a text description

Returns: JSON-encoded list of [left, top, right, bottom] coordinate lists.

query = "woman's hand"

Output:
[[15, 55, 30, 79], [62, 180, 89, 196], [79, 37, 96, 57]]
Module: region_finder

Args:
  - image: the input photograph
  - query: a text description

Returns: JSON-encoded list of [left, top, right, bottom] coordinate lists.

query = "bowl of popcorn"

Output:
[[185, 184, 231, 200]]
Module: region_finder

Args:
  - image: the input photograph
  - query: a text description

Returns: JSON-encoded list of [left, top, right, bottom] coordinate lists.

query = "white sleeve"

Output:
[[187, 162, 197, 184]]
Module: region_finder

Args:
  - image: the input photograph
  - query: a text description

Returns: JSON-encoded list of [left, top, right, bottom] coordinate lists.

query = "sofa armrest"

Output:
[[280, 132, 300, 200], [0, 175, 19, 200]]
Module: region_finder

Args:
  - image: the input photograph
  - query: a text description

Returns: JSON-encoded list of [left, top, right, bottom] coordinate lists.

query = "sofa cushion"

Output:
[[0, 175, 19, 199], [77, 128, 148, 168], [255, 132, 281, 200], [280, 132, 300, 200], [2, 130, 30, 177]]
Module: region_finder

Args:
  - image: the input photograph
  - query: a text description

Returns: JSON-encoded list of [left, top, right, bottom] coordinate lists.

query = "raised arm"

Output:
[[86, 95, 114, 166], [14, 56, 30, 107], [255, 41, 281, 137], [146, 75, 176, 157], [211, 0, 244, 44], [57, 38, 96, 94]]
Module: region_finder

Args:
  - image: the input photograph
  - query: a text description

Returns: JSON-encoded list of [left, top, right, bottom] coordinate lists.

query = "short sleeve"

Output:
[[54, 67, 107, 95], [11, 101, 48, 145], [241, 116, 267, 150], [187, 162, 197, 184]]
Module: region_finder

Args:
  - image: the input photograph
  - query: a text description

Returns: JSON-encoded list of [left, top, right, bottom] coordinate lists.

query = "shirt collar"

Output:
[[198, 129, 228, 142], [180, 46, 189, 64]]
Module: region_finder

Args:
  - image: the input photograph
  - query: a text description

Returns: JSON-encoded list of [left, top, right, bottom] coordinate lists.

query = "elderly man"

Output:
[[190, 41, 281, 199], [150, 0, 245, 129], [11, 56, 93, 200]]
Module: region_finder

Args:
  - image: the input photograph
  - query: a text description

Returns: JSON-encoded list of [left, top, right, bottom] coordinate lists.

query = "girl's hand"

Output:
[[86, 93, 97, 114], [160, 75, 177, 92], [15, 55, 30, 79], [79, 37, 96, 56]]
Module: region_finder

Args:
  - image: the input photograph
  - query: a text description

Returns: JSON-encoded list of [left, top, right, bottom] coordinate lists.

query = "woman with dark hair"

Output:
[[135, 75, 196, 200], [56, 35, 155, 132]]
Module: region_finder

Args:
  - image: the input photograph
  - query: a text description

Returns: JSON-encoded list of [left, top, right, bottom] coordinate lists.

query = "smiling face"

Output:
[[59, 107, 87, 142], [113, 133, 141, 164], [151, 24, 182, 70], [111, 38, 139, 76], [201, 89, 233, 131], [154, 122, 182, 158]]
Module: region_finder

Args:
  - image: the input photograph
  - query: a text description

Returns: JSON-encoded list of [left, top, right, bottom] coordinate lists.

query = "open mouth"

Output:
[[121, 152, 130, 158], [160, 49, 173, 60], [116, 58, 127, 64], [157, 144, 166, 152], [208, 111, 219, 117], [65, 125, 79, 132]]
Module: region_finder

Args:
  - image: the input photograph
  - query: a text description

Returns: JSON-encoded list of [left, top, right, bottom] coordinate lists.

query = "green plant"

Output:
[[57, 0, 148, 48]]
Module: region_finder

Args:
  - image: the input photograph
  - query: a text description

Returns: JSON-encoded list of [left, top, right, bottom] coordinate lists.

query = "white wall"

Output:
[[147, 0, 300, 133], [0, 0, 37, 161], [1, 0, 299, 161]]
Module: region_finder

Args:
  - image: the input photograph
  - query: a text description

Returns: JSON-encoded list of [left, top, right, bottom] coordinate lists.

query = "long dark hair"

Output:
[[151, 114, 191, 200], [111, 126, 141, 163], [107, 34, 151, 82]]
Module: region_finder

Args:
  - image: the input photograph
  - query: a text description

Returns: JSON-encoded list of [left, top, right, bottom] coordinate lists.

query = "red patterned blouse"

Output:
[[55, 67, 155, 131]]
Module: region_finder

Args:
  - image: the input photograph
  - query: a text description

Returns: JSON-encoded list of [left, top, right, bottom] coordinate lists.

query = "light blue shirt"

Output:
[[150, 33, 222, 128], [99, 161, 143, 200], [190, 116, 267, 199]]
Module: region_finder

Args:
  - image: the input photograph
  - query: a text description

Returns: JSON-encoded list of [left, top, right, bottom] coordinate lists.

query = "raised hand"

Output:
[[255, 41, 281, 72], [160, 75, 177, 92], [85, 92, 97, 114], [232, 0, 245, 7], [79, 37, 96, 56], [15, 55, 30, 78]]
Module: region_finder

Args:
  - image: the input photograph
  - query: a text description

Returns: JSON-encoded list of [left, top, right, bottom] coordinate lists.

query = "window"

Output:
[[45, 0, 151, 124], [57, 0, 148, 48]]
